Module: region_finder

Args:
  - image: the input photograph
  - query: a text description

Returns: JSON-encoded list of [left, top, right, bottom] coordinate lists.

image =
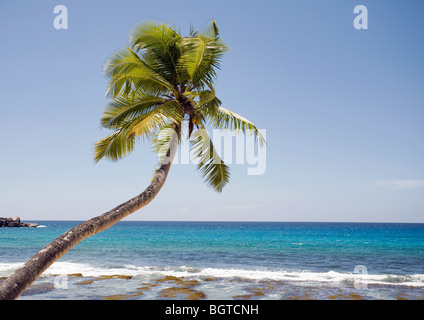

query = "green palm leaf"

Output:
[[190, 129, 230, 192], [94, 126, 136, 163], [126, 100, 183, 138], [104, 47, 174, 97], [176, 21, 229, 91], [101, 94, 165, 129], [178, 37, 205, 79], [211, 106, 266, 146], [130, 21, 182, 84], [197, 87, 266, 146], [191, 21, 229, 89]]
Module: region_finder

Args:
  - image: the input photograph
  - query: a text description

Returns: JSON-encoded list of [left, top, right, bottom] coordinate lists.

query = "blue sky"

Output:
[[0, 0, 423, 222]]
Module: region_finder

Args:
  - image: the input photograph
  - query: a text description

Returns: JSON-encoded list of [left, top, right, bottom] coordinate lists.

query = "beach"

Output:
[[1, 221, 424, 300]]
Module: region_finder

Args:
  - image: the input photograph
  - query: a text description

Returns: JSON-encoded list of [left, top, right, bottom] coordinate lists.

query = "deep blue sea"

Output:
[[1, 221, 424, 300]]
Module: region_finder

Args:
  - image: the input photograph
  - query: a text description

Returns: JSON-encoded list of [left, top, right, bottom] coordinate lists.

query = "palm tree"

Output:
[[0, 20, 265, 300]]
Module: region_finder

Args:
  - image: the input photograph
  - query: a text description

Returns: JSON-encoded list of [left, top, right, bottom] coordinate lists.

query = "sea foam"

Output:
[[2, 262, 423, 287]]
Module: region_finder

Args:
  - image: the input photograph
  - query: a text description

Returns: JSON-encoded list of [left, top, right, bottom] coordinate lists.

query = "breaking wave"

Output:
[[2, 262, 424, 287]]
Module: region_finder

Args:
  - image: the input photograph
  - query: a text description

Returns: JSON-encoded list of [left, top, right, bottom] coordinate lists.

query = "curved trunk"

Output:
[[0, 132, 179, 300]]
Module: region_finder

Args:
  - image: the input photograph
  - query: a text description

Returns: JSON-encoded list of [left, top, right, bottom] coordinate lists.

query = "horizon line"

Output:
[[21, 219, 424, 224]]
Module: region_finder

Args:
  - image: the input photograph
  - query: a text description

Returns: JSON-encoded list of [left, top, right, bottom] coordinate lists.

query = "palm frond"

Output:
[[192, 83, 220, 108], [190, 21, 228, 89], [174, 21, 228, 91], [201, 19, 220, 39], [126, 100, 183, 138], [178, 37, 205, 80], [189, 24, 199, 37], [190, 129, 230, 192], [101, 94, 165, 129], [104, 47, 174, 97], [94, 127, 136, 162], [200, 98, 266, 146], [130, 21, 182, 84]]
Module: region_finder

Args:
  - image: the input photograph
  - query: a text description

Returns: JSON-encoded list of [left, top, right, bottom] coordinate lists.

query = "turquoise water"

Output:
[[1, 221, 424, 299]]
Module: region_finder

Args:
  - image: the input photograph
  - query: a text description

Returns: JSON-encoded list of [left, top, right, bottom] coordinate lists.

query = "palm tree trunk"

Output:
[[0, 130, 180, 300]]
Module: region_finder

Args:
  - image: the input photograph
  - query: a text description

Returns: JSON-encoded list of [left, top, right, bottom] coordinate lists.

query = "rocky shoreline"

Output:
[[0, 216, 39, 228]]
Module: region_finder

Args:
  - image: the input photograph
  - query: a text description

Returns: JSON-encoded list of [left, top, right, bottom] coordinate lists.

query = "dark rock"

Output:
[[24, 222, 40, 228], [0, 216, 39, 228]]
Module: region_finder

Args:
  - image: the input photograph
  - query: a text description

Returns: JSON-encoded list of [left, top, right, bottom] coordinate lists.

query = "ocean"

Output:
[[1, 221, 423, 300]]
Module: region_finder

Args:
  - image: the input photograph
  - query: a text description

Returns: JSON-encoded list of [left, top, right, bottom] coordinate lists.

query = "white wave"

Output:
[[193, 268, 424, 287], [0, 263, 24, 277], [1, 262, 424, 287]]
